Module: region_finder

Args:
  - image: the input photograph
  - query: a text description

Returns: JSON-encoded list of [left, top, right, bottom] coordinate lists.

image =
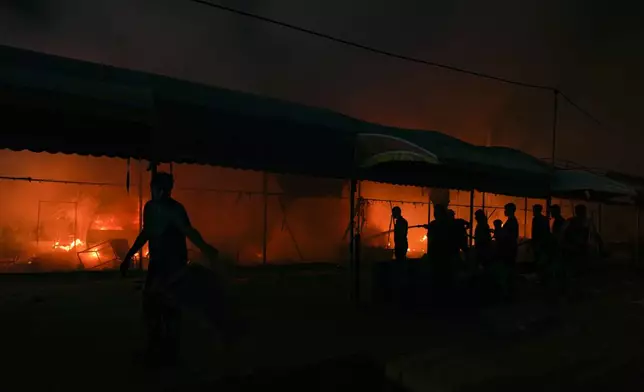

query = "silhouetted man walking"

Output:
[[391, 206, 408, 261], [120, 172, 220, 366]]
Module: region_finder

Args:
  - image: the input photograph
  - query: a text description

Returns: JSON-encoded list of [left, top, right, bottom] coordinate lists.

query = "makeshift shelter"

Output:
[[552, 170, 637, 203], [0, 44, 550, 196]]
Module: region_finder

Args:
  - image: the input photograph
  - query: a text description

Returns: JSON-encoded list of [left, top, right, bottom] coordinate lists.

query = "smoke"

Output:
[[0, 0, 643, 174]]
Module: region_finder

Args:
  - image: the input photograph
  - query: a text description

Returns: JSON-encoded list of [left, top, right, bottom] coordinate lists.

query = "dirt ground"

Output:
[[1, 263, 644, 391]]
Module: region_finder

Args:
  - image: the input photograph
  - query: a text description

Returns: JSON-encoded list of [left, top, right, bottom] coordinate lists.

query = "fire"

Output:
[[133, 247, 150, 260], [52, 238, 83, 252], [91, 215, 123, 231], [420, 234, 427, 242]]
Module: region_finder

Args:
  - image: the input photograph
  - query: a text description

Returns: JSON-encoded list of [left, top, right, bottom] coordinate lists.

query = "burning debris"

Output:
[[52, 238, 83, 252]]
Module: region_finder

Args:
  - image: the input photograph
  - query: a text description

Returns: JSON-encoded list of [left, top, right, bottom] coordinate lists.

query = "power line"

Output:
[[187, 0, 551, 91], [559, 91, 603, 126], [188, 1, 606, 130], [0, 175, 122, 187]]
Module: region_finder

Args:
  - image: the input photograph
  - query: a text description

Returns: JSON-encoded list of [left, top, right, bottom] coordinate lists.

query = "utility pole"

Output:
[[547, 90, 559, 217]]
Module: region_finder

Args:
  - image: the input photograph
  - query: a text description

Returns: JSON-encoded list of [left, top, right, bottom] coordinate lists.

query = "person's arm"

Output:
[[170, 204, 218, 259], [124, 203, 150, 262], [124, 230, 149, 262], [120, 203, 150, 275]]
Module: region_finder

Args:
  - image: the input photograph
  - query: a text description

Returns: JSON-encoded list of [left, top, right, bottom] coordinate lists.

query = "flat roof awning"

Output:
[[552, 170, 637, 202], [0, 44, 552, 197]]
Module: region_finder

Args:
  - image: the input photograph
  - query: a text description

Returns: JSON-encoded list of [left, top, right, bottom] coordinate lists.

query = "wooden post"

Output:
[[262, 171, 268, 265]]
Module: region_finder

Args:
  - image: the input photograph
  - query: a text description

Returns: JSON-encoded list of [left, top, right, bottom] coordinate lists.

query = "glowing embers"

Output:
[[77, 240, 123, 269]]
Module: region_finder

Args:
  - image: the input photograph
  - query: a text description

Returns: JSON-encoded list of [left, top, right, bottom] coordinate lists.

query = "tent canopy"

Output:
[[0, 44, 550, 196], [552, 170, 637, 202]]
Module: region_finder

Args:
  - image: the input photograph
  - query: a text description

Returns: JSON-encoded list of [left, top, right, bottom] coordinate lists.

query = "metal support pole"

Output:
[[426, 191, 431, 253], [468, 190, 474, 247], [597, 203, 603, 236], [349, 178, 357, 301], [547, 90, 559, 218], [36, 201, 41, 247], [482, 192, 486, 213], [74, 202, 78, 241], [636, 206, 640, 264], [355, 192, 362, 302], [524, 198, 528, 238], [262, 171, 268, 265], [138, 159, 144, 270]]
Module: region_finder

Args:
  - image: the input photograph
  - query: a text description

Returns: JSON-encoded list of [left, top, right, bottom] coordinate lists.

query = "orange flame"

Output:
[[52, 238, 83, 252]]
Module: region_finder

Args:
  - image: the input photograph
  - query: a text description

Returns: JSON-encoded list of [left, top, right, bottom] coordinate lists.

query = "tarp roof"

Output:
[[552, 170, 637, 203], [0, 45, 550, 196]]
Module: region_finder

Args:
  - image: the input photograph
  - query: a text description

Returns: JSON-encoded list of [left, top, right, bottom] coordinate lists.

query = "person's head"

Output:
[[574, 204, 587, 218], [150, 172, 174, 200], [434, 204, 449, 221], [475, 209, 486, 222], [504, 203, 516, 217], [533, 204, 543, 215], [551, 204, 562, 218], [391, 206, 402, 219], [493, 219, 503, 229], [447, 209, 456, 220]]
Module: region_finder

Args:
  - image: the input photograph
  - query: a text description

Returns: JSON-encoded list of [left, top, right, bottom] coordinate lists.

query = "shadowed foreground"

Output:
[[1, 264, 644, 391]]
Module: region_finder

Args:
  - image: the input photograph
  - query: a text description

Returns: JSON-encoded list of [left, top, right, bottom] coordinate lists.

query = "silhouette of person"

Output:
[[120, 172, 220, 366], [391, 206, 408, 262], [499, 203, 519, 298], [474, 209, 492, 266], [531, 204, 550, 264], [449, 209, 470, 256], [550, 204, 566, 240], [492, 219, 504, 240], [501, 203, 519, 262], [424, 204, 450, 260], [563, 204, 591, 272]]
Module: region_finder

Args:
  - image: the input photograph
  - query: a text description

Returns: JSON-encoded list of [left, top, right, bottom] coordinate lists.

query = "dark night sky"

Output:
[[1, 0, 642, 174]]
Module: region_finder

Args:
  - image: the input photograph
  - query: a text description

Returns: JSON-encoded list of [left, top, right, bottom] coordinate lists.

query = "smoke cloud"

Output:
[[0, 0, 643, 173]]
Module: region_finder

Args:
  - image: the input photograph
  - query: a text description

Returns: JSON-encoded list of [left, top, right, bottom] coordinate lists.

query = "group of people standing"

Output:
[[391, 201, 599, 299]]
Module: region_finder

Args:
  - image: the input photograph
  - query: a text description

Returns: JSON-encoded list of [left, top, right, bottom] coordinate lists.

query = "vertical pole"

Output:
[[36, 201, 41, 247], [355, 185, 362, 303], [74, 202, 78, 242], [636, 206, 640, 264], [349, 178, 357, 301], [524, 198, 528, 238], [597, 203, 603, 236], [138, 159, 144, 270], [426, 190, 431, 254], [262, 171, 268, 265], [468, 190, 474, 247], [547, 90, 559, 218], [551, 90, 559, 173]]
